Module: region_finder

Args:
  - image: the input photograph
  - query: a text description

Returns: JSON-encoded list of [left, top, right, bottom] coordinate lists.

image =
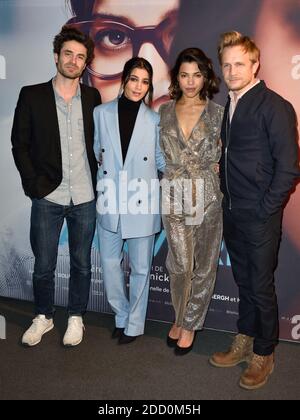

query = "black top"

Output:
[[118, 94, 141, 162]]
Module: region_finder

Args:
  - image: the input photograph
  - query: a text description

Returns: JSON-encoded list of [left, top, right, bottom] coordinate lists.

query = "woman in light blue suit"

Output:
[[93, 58, 165, 344]]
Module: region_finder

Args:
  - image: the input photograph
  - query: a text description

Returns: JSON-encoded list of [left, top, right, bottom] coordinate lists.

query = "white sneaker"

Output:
[[22, 315, 54, 347], [63, 316, 85, 347]]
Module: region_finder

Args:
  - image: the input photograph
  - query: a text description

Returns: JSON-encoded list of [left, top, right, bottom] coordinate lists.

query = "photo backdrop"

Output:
[[1, 0, 299, 342]]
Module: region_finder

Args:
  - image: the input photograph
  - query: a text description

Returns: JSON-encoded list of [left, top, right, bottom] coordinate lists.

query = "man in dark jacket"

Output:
[[11, 26, 101, 347], [209, 31, 299, 389]]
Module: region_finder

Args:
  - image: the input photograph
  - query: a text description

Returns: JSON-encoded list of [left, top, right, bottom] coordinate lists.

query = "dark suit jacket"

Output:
[[220, 80, 300, 219], [11, 80, 101, 199]]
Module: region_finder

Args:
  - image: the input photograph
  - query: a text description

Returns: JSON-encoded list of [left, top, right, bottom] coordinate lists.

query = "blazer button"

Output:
[[102, 148, 105, 153], [103, 170, 107, 175], [143, 157, 148, 161], [137, 200, 142, 205]]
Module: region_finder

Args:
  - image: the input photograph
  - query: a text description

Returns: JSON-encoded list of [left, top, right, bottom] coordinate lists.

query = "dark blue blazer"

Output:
[[220, 80, 300, 219]]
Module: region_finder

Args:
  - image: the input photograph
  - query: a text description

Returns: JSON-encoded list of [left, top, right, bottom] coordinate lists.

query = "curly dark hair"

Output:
[[169, 47, 220, 100], [120, 57, 154, 107], [53, 25, 95, 66]]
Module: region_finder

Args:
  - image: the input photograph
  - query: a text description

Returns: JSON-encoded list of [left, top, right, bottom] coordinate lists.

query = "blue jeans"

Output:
[[30, 198, 96, 317]]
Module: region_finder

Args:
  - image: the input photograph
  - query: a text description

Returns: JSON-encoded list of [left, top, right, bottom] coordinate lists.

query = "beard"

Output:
[[57, 63, 83, 80]]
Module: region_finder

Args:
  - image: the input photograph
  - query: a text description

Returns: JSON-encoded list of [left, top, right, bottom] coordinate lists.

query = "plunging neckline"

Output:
[[174, 100, 207, 143]]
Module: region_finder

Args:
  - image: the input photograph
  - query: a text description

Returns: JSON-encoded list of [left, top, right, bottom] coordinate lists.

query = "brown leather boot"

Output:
[[209, 334, 254, 367], [239, 352, 274, 390]]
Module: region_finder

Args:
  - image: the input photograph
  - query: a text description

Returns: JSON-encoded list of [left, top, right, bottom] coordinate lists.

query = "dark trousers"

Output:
[[30, 198, 96, 317], [223, 206, 282, 355]]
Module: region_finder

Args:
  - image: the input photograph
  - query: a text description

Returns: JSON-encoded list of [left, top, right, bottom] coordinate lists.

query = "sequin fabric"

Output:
[[159, 99, 224, 330]]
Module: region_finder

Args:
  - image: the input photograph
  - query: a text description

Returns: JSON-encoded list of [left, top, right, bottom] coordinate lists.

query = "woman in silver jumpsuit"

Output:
[[159, 48, 224, 355]]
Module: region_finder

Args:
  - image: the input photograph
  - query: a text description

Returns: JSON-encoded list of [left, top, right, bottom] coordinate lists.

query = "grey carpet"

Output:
[[0, 297, 299, 400]]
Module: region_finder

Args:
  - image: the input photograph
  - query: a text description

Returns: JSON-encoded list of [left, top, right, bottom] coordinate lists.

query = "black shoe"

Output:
[[111, 327, 124, 339], [174, 343, 194, 356], [166, 335, 178, 348], [118, 333, 138, 345], [174, 332, 196, 356]]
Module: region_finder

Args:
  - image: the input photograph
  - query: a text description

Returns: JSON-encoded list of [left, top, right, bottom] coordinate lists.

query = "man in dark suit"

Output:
[[209, 31, 300, 389], [11, 26, 101, 347]]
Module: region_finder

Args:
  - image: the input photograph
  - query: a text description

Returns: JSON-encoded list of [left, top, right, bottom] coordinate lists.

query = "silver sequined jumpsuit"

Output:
[[159, 99, 224, 330]]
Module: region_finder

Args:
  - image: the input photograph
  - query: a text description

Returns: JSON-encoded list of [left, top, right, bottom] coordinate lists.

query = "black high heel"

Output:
[[111, 327, 124, 339], [174, 331, 196, 356], [166, 335, 178, 348], [118, 332, 138, 344]]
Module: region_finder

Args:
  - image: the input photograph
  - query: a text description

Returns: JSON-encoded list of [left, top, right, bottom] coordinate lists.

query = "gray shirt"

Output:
[[45, 79, 94, 205]]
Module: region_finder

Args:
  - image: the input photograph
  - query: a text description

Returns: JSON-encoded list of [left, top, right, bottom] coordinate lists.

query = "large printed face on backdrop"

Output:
[[255, 0, 300, 250], [78, 0, 180, 109]]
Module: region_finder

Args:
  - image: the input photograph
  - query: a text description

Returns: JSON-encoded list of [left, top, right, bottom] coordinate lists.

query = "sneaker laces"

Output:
[[67, 317, 84, 333], [30, 316, 48, 331]]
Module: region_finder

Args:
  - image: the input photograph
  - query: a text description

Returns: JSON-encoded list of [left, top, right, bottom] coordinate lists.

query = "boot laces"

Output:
[[232, 335, 249, 353], [250, 354, 265, 369]]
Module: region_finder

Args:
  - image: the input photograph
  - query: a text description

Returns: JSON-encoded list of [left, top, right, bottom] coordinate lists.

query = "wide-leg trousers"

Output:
[[98, 221, 155, 336], [163, 200, 222, 330]]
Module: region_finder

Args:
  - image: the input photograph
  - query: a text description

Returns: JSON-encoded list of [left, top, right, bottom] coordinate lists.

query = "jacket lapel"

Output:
[[107, 100, 123, 167], [123, 102, 147, 169], [46, 80, 61, 145]]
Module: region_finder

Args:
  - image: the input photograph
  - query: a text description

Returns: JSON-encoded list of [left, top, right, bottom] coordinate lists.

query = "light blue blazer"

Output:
[[93, 99, 165, 239]]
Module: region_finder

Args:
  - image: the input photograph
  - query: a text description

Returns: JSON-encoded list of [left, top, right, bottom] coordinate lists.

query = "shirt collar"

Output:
[[229, 79, 260, 102], [52, 77, 81, 100]]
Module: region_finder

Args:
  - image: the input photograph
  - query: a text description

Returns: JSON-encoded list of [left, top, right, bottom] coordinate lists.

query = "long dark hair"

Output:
[[120, 57, 154, 106], [169, 47, 220, 100]]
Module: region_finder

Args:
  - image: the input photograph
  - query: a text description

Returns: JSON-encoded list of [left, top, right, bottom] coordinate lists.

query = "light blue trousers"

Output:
[[98, 221, 155, 336]]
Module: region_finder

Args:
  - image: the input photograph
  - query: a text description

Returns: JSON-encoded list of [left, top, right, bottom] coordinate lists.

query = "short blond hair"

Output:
[[218, 31, 260, 65]]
